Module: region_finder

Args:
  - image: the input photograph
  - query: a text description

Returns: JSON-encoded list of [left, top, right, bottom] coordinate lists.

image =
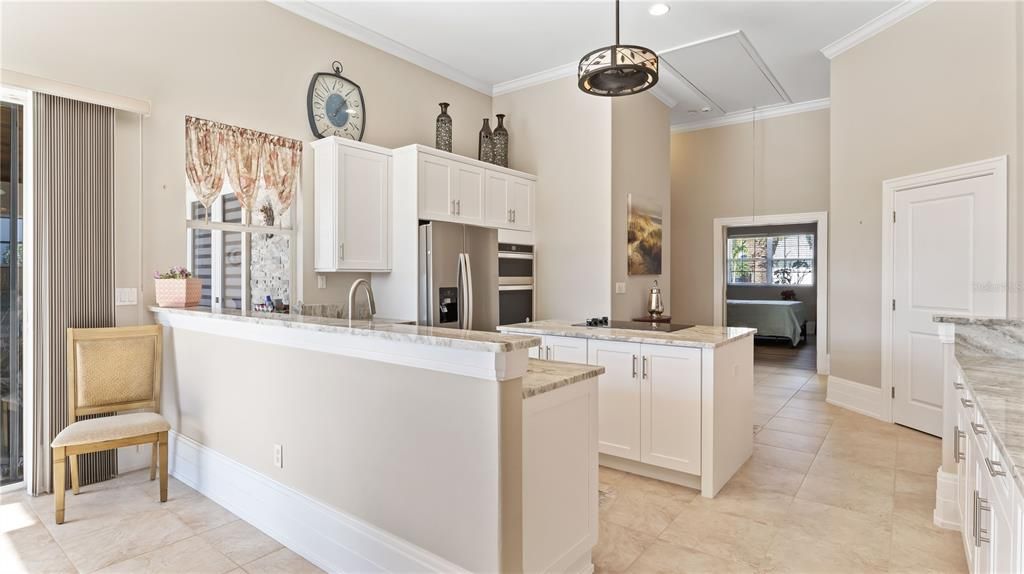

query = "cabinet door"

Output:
[[338, 147, 390, 270], [589, 339, 641, 461], [453, 163, 484, 224], [484, 170, 511, 228], [509, 177, 533, 231], [543, 335, 587, 364], [640, 344, 701, 474], [418, 154, 454, 221], [990, 489, 1016, 574]]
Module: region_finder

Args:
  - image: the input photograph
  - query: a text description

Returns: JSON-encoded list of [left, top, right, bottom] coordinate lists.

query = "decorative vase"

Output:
[[435, 102, 452, 152], [492, 114, 509, 167], [154, 277, 203, 308], [478, 118, 494, 163]]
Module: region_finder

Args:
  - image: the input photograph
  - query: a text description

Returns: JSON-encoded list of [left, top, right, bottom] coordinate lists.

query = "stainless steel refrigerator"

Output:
[[418, 222, 498, 331]]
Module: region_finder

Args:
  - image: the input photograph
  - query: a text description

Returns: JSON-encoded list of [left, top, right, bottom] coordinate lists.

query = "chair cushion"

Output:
[[51, 412, 170, 448]]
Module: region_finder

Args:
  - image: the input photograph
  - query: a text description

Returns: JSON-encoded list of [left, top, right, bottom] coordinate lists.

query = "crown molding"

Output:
[[671, 98, 829, 134], [821, 0, 935, 60], [491, 62, 577, 97], [271, 0, 492, 95]]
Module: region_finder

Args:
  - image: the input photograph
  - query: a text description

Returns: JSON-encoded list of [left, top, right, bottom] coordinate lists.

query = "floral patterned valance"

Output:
[[184, 116, 303, 218]]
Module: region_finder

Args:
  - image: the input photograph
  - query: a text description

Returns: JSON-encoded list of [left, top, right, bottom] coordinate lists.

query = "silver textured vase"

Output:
[[492, 114, 508, 167], [478, 118, 494, 163], [435, 102, 452, 152]]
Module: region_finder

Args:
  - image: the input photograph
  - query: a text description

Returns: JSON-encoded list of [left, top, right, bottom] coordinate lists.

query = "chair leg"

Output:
[[53, 447, 66, 524], [150, 441, 158, 481], [69, 454, 80, 495], [158, 431, 168, 502]]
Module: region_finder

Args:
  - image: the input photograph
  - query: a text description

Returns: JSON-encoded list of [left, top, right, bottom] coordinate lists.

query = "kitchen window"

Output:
[[185, 186, 296, 312], [727, 233, 815, 286]]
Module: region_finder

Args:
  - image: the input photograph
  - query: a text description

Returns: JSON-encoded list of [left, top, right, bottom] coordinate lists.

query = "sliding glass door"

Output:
[[1, 101, 24, 486]]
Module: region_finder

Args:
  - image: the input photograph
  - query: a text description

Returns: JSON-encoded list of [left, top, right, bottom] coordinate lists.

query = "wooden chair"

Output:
[[50, 325, 170, 524]]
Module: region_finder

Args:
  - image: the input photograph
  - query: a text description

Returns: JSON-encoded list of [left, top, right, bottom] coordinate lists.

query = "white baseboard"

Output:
[[826, 376, 886, 421], [168, 431, 467, 573], [933, 468, 961, 531]]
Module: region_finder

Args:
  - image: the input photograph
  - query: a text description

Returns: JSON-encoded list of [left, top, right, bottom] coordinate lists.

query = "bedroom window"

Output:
[[727, 233, 815, 286]]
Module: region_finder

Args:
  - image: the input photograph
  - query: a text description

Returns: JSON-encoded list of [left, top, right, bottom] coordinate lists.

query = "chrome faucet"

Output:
[[347, 278, 377, 322]]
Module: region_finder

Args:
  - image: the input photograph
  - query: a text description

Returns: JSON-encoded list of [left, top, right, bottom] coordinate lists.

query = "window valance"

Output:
[[184, 116, 303, 218]]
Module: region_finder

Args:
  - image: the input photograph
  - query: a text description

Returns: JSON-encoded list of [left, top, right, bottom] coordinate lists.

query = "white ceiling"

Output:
[[284, 0, 902, 126]]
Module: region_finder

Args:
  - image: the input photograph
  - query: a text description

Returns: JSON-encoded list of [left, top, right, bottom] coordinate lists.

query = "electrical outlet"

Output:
[[317, 275, 327, 289], [615, 282, 626, 294], [273, 444, 283, 468]]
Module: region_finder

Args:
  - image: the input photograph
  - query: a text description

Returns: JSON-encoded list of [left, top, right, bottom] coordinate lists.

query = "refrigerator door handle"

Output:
[[456, 253, 466, 330], [464, 253, 474, 331]]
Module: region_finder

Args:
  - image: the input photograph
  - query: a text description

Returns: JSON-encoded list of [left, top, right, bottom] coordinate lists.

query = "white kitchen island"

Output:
[[151, 307, 603, 574], [499, 320, 756, 498]]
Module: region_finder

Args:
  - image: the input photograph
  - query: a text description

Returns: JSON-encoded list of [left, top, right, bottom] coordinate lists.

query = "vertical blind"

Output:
[[33, 92, 116, 493]]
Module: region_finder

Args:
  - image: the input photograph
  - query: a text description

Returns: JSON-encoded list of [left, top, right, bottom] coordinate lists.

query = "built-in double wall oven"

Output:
[[498, 243, 534, 326]]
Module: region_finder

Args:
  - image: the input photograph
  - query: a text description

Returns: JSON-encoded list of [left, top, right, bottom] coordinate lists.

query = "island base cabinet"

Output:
[[589, 340, 701, 475], [641, 345, 701, 475]]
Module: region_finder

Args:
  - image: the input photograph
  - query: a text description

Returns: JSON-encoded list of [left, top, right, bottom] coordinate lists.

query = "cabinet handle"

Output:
[[961, 398, 974, 409], [953, 425, 960, 462], [985, 457, 1007, 477], [642, 356, 648, 379], [339, 242, 345, 261], [508, 208, 512, 223], [971, 422, 987, 436], [976, 492, 992, 546], [456, 199, 461, 215], [512, 209, 517, 223], [632, 355, 638, 378], [545, 346, 551, 360], [451, 199, 455, 215]]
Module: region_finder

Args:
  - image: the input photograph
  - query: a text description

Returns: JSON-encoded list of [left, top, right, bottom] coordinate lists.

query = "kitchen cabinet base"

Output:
[[599, 453, 702, 493]]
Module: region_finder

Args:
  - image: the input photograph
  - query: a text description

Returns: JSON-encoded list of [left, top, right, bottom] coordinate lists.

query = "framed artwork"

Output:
[[627, 194, 663, 275]]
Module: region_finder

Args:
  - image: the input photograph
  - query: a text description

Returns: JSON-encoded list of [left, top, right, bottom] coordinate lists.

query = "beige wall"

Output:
[[493, 77, 612, 320], [611, 94, 671, 321], [1, 1, 492, 309], [670, 109, 830, 325], [830, 1, 1022, 387]]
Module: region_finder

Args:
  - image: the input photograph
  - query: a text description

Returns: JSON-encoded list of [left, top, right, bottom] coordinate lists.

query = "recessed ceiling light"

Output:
[[649, 3, 670, 16], [701, 106, 711, 112]]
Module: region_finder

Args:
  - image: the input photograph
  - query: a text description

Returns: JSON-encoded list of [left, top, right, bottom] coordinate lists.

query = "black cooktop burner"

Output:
[[572, 318, 694, 333]]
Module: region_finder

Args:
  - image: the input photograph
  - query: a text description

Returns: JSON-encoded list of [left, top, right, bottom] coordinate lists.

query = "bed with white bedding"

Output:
[[726, 300, 807, 347]]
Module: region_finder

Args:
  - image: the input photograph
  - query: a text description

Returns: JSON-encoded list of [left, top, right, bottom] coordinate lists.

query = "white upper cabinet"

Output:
[[452, 162, 484, 224], [399, 145, 535, 231], [508, 177, 533, 231], [418, 154, 454, 222], [312, 137, 392, 272], [484, 171, 510, 228]]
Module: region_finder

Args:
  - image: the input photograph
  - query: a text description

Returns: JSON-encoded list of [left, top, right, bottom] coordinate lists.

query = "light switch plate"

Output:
[[115, 288, 138, 306], [615, 282, 626, 294], [317, 275, 327, 289]]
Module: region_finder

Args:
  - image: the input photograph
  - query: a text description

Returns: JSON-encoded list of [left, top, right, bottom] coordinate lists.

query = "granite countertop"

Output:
[[935, 316, 1024, 494], [150, 306, 540, 353], [498, 319, 756, 349], [522, 359, 605, 399]]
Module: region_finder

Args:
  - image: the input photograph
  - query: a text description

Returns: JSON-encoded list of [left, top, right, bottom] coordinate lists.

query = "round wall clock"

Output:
[[307, 61, 365, 140]]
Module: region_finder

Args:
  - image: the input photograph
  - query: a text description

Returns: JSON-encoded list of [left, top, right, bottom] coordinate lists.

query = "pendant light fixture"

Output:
[[578, 0, 659, 97]]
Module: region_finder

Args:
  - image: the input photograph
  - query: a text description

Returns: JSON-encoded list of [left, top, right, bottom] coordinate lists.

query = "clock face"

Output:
[[307, 73, 365, 140]]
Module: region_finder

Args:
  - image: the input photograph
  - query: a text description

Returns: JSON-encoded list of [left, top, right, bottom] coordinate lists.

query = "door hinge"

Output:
[[891, 387, 895, 399]]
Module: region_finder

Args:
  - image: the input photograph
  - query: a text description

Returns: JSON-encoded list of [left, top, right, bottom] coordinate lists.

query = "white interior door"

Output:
[[891, 166, 1006, 435]]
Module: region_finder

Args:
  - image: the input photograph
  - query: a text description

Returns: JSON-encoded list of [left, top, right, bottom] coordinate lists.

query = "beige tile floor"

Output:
[[594, 363, 968, 573], [0, 469, 323, 574], [1, 363, 966, 574]]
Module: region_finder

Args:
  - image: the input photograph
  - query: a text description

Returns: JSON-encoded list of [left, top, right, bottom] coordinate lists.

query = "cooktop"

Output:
[[572, 318, 694, 333]]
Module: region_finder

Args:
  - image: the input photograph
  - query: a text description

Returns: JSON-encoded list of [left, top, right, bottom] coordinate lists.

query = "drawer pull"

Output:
[[953, 425, 965, 463], [960, 398, 974, 409], [632, 354, 638, 378], [971, 422, 987, 436], [984, 457, 1007, 477], [977, 494, 992, 546]]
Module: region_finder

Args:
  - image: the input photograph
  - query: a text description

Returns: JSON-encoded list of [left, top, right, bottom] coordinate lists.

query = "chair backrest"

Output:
[[66, 325, 162, 420]]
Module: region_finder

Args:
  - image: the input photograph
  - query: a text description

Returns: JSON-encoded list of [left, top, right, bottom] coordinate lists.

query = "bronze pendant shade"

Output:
[[578, 0, 659, 97]]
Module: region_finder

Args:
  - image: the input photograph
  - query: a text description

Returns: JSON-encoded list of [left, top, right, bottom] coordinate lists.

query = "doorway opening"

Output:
[[712, 212, 829, 375]]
